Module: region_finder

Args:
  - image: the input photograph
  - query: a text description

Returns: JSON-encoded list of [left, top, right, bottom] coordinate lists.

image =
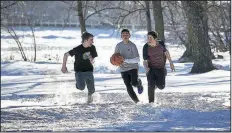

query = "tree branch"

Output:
[[84, 6, 144, 21], [1, 1, 18, 10]]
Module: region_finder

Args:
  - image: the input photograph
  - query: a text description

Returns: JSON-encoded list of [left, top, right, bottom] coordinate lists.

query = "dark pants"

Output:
[[147, 68, 166, 103], [75, 72, 95, 96], [121, 69, 139, 103]]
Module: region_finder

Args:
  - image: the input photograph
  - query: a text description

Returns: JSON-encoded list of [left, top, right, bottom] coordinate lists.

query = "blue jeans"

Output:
[[75, 72, 95, 96]]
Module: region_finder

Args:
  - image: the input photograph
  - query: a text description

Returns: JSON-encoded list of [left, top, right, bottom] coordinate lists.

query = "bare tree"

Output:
[[207, 1, 230, 53], [61, 1, 152, 34], [85, 1, 146, 28], [1, 1, 18, 10], [164, 1, 187, 44], [81, 1, 148, 32], [1, 24, 28, 61], [23, 1, 38, 62], [182, 1, 215, 73], [164, 1, 216, 62], [1, 1, 27, 61]]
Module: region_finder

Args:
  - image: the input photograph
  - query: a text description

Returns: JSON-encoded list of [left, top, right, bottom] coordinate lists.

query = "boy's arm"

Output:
[[142, 44, 150, 73], [90, 46, 98, 64], [143, 60, 150, 73], [61, 52, 70, 73], [124, 57, 140, 63], [114, 43, 120, 54], [164, 50, 175, 71]]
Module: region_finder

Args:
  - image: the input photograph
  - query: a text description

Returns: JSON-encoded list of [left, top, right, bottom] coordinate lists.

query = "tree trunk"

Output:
[[182, 1, 215, 73], [227, 2, 231, 55], [152, 1, 165, 41], [179, 19, 194, 62], [77, 1, 86, 35], [145, 1, 152, 32], [28, 20, 37, 62], [228, 31, 231, 55], [31, 27, 36, 62]]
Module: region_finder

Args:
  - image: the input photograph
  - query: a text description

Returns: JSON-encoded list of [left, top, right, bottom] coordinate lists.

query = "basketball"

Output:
[[110, 53, 124, 66]]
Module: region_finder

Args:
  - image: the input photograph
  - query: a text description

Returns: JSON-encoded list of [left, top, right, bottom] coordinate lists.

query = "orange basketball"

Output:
[[110, 53, 124, 66]]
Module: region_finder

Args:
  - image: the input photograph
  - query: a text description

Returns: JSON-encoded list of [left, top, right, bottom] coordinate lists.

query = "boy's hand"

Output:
[[89, 55, 94, 64], [61, 66, 68, 73], [170, 63, 175, 72], [145, 67, 150, 74]]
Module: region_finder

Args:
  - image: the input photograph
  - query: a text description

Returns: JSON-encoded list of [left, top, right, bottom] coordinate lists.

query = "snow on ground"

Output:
[[1, 27, 231, 131]]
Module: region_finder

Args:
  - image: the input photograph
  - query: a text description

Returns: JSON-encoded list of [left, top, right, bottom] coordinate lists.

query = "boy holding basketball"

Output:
[[113, 29, 143, 103], [61, 32, 98, 104]]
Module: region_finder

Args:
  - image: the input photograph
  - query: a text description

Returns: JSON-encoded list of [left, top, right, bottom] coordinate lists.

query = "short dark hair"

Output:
[[148, 31, 158, 40], [81, 31, 94, 43], [121, 29, 130, 34]]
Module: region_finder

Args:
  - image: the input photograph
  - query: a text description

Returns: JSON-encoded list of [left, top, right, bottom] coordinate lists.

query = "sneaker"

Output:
[[137, 78, 143, 94], [87, 95, 93, 104]]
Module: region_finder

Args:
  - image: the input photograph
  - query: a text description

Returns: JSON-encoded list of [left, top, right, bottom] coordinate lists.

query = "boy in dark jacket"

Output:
[[143, 31, 175, 103]]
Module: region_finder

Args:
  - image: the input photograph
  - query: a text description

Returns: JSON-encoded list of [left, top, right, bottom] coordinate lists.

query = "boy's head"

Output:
[[121, 29, 130, 41], [82, 31, 94, 47], [147, 31, 158, 44], [148, 31, 158, 40]]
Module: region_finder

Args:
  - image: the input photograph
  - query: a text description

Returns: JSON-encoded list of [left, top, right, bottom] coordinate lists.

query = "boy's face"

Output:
[[85, 37, 94, 47], [121, 32, 130, 41], [147, 35, 155, 44]]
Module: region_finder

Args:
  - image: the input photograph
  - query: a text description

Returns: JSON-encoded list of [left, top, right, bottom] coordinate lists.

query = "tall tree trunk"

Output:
[[182, 1, 215, 73], [152, 1, 165, 41], [145, 1, 152, 32], [77, 1, 86, 35], [179, 20, 194, 62]]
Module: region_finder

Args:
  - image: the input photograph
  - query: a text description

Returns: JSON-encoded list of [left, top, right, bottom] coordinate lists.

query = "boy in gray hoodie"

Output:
[[114, 29, 143, 103]]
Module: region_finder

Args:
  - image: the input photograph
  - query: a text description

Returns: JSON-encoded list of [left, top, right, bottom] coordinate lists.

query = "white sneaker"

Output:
[[87, 95, 93, 104]]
